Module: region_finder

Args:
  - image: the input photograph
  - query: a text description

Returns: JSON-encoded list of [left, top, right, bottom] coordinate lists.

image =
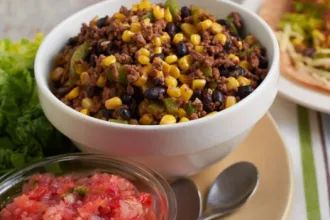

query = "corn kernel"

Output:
[[195, 46, 204, 53], [140, 113, 154, 125], [153, 37, 162, 47], [142, 64, 153, 74], [122, 30, 135, 42], [138, 0, 152, 10], [115, 13, 125, 21], [122, 23, 130, 29], [179, 117, 190, 123], [181, 23, 198, 37], [169, 65, 181, 79], [105, 97, 122, 110], [80, 109, 89, 115], [206, 111, 217, 117], [237, 41, 243, 50], [192, 79, 206, 90], [132, 4, 138, 11], [153, 5, 165, 19], [161, 32, 171, 43], [173, 33, 184, 44], [200, 19, 213, 31], [80, 71, 90, 85], [190, 34, 201, 46], [155, 70, 164, 78], [160, 115, 177, 125], [165, 76, 178, 87], [134, 73, 148, 87], [215, 33, 227, 45], [143, 18, 151, 24], [312, 29, 325, 41], [245, 35, 256, 45], [178, 55, 192, 71], [81, 98, 93, 110], [139, 48, 150, 57], [180, 84, 193, 101], [73, 63, 85, 75], [96, 75, 107, 87], [240, 60, 249, 70], [228, 54, 240, 62], [51, 67, 64, 81], [164, 8, 173, 22], [154, 47, 162, 54], [130, 22, 141, 32], [237, 76, 251, 86], [163, 62, 171, 74], [65, 87, 80, 100], [210, 23, 223, 34], [138, 55, 150, 64], [167, 87, 181, 98], [225, 96, 237, 108], [178, 108, 186, 118], [102, 55, 116, 66], [226, 77, 240, 90], [179, 74, 193, 85], [165, 55, 178, 64]]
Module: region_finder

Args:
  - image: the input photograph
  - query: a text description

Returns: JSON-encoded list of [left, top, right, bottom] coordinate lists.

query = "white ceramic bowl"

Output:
[[35, 0, 279, 178]]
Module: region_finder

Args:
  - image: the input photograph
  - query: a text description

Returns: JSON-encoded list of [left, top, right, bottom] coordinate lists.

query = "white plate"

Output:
[[279, 75, 330, 113]]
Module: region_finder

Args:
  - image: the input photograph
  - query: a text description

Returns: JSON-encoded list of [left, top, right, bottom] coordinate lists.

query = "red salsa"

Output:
[[0, 173, 156, 220]]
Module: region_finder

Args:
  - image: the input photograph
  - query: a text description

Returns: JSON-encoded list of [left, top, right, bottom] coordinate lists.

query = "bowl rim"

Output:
[[0, 153, 177, 219], [35, 0, 279, 130]]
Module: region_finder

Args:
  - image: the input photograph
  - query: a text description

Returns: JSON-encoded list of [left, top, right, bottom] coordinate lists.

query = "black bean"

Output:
[[181, 6, 191, 19], [216, 19, 231, 28], [191, 89, 202, 101], [155, 78, 165, 86], [224, 38, 233, 52], [121, 94, 132, 104], [86, 86, 96, 98], [87, 55, 96, 67], [237, 86, 254, 99], [202, 91, 213, 104], [176, 21, 183, 31], [165, 23, 178, 37], [95, 42, 103, 55], [218, 67, 232, 77], [67, 37, 78, 46], [119, 108, 131, 120], [258, 55, 268, 69], [57, 87, 70, 96], [235, 66, 247, 77], [212, 90, 224, 105], [128, 99, 137, 117], [144, 87, 163, 100], [101, 109, 113, 119], [229, 31, 241, 40], [303, 48, 316, 58], [151, 53, 165, 61], [97, 16, 109, 28], [177, 42, 188, 57], [203, 103, 214, 113]]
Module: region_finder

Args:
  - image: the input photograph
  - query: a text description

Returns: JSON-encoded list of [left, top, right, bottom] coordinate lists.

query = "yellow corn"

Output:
[[65, 87, 80, 100], [240, 60, 249, 70], [215, 33, 227, 45], [190, 34, 201, 46], [130, 22, 141, 32], [51, 67, 64, 81], [163, 62, 171, 74], [138, 55, 150, 64], [97, 75, 107, 87], [160, 115, 177, 125], [195, 46, 204, 53], [237, 76, 251, 86], [225, 96, 237, 108], [245, 35, 256, 45], [165, 76, 178, 87], [80, 71, 90, 85], [81, 98, 93, 110], [226, 77, 240, 90], [169, 65, 181, 79], [181, 23, 198, 37], [179, 117, 190, 123], [140, 113, 154, 125], [122, 23, 130, 28], [179, 74, 192, 85], [237, 41, 243, 50], [142, 64, 153, 74], [122, 30, 135, 42], [312, 29, 325, 41], [155, 70, 164, 79], [206, 111, 217, 117], [228, 54, 240, 62], [154, 47, 162, 54], [105, 97, 122, 110], [210, 23, 223, 34], [143, 18, 151, 24], [102, 55, 116, 66], [165, 55, 178, 64], [139, 48, 150, 57], [192, 79, 206, 90], [292, 38, 303, 47], [167, 86, 181, 98], [80, 109, 89, 115], [180, 84, 193, 101], [200, 19, 213, 31], [153, 5, 165, 19], [73, 63, 85, 75], [164, 8, 173, 22], [115, 13, 125, 21], [161, 32, 171, 43], [173, 33, 184, 44], [138, 0, 152, 10], [132, 4, 138, 11], [153, 37, 162, 47], [133, 73, 148, 87], [178, 55, 192, 72], [178, 108, 186, 118]]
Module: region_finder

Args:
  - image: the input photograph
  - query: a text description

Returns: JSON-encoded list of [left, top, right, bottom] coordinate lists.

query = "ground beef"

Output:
[[248, 54, 260, 69], [133, 32, 147, 47], [123, 65, 140, 83], [115, 53, 132, 64], [190, 50, 213, 67], [229, 12, 243, 29]]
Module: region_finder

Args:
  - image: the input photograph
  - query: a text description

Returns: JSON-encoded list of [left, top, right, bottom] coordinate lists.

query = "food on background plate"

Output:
[[51, 0, 269, 125], [0, 172, 156, 220], [0, 35, 76, 175], [259, 0, 330, 93]]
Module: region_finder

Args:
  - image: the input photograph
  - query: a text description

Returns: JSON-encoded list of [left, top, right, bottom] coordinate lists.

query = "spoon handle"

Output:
[[197, 207, 239, 220]]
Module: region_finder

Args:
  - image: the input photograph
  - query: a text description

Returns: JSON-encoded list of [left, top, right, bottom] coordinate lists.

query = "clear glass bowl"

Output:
[[0, 153, 177, 220]]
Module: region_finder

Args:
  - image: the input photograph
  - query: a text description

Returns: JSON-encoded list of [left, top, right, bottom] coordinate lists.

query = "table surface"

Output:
[[1, 0, 330, 220]]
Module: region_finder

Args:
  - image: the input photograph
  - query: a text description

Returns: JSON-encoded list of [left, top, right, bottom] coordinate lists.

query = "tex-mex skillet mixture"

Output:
[[50, 0, 269, 125]]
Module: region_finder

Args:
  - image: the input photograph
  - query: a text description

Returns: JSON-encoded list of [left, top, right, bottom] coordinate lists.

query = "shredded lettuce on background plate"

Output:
[[0, 34, 76, 175]]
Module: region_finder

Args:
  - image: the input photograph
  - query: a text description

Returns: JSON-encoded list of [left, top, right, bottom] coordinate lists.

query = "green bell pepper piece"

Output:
[[70, 42, 89, 76], [141, 12, 154, 20], [201, 67, 213, 77], [165, 0, 180, 18], [107, 63, 128, 85], [147, 101, 165, 116], [163, 98, 179, 115], [185, 103, 196, 116]]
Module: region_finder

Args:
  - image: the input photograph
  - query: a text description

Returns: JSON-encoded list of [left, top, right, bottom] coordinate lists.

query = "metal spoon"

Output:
[[171, 162, 258, 220]]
